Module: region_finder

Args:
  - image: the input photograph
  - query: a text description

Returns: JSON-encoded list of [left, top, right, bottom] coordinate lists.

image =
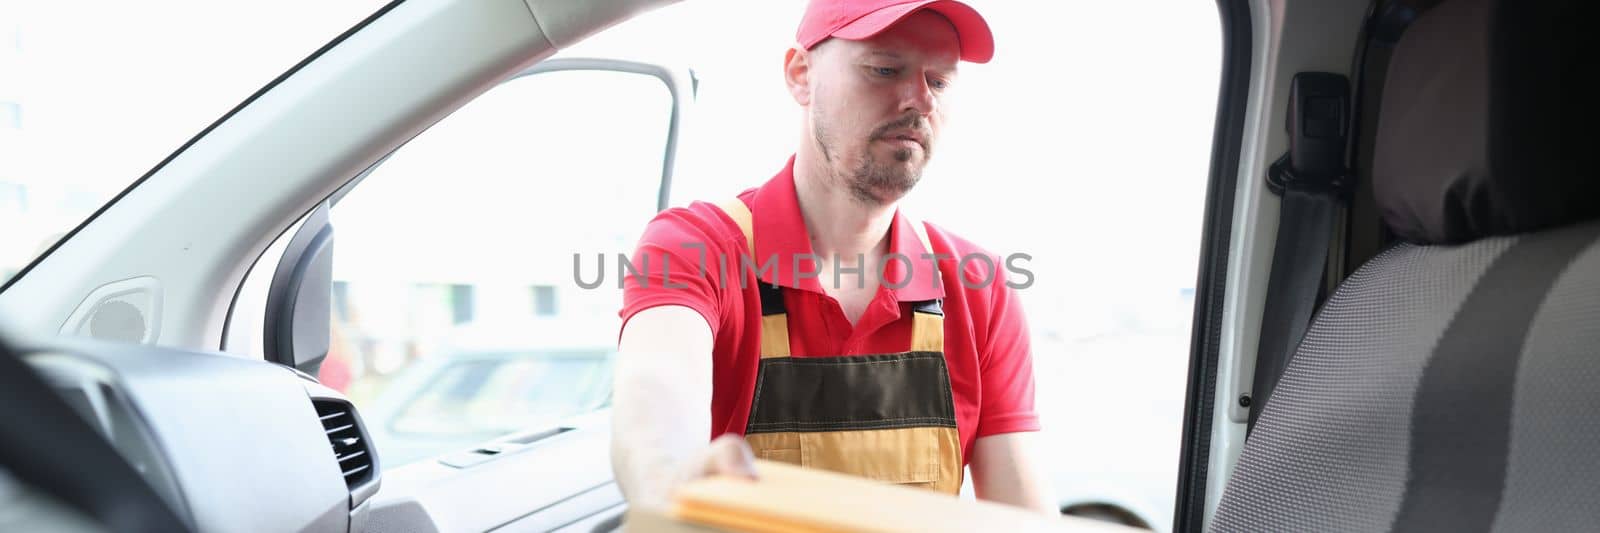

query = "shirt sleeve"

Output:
[[974, 258, 1042, 437], [617, 205, 732, 340]]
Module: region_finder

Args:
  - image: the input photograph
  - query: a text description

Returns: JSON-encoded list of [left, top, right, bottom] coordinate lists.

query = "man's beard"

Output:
[[813, 109, 931, 206]]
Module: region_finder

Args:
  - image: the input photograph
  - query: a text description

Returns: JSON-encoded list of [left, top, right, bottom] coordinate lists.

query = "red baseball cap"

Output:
[[796, 0, 995, 64]]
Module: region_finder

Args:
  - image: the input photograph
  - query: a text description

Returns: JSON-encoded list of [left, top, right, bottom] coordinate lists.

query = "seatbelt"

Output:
[[1246, 72, 1354, 432], [1246, 2, 1425, 433]]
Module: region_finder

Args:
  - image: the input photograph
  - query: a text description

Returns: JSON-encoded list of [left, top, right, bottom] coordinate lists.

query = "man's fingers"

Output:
[[706, 434, 759, 479]]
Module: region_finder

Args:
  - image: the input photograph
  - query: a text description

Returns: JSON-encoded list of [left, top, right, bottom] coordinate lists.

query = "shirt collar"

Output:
[[750, 155, 946, 302]]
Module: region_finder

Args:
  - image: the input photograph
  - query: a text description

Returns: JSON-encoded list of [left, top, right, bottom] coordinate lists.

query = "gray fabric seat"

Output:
[[1209, 0, 1597, 531]]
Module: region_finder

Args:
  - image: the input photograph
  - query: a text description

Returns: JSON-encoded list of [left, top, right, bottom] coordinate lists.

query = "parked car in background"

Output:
[[354, 319, 616, 467]]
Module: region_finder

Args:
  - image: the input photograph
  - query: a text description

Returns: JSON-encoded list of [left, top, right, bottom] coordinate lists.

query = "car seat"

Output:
[[1208, 0, 1597, 530]]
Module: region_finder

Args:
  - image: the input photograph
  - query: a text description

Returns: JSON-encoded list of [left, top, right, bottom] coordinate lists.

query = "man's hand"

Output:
[[694, 433, 760, 481], [611, 305, 756, 511]]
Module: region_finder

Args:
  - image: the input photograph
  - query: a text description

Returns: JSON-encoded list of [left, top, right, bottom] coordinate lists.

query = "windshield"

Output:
[[0, 0, 389, 286]]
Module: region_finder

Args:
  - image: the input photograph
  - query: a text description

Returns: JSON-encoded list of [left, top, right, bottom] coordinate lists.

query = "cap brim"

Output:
[[829, 0, 994, 64]]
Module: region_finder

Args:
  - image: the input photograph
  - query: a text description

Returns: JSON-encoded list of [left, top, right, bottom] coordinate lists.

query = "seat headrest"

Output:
[[1373, 0, 1593, 245]]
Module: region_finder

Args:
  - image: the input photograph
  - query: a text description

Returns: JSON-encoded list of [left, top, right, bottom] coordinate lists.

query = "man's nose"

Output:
[[899, 76, 936, 117]]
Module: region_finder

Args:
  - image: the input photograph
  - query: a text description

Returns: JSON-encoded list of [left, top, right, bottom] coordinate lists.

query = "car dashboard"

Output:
[[18, 337, 378, 533]]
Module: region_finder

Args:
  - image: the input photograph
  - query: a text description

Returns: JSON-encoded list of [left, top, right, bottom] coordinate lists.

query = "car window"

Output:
[[318, 68, 674, 468], [916, 3, 1219, 526], [562, 1, 1221, 526], [0, 0, 388, 288], [211, 0, 1220, 527]]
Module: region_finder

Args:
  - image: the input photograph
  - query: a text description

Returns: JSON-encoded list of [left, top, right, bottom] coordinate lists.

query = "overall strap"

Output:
[[901, 207, 943, 353], [909, 299, 944, 353], [715, 198, 790, 358], [712, 198, 944, 356]]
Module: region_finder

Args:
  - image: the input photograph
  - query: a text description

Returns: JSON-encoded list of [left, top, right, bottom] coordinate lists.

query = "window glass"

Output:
[[322, 69, 673, 468], [899, 3, 1220, 528], [564, 1, 1221, 528], [0, 0, 387, 287], [215, 1, 1221, 527]]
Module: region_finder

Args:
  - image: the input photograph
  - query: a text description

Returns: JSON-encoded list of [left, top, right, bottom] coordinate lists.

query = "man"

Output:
[[610, 0, 1054, 515]]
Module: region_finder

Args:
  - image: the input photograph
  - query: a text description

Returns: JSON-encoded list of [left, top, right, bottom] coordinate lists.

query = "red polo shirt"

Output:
[[618, 156, 1039, 466]]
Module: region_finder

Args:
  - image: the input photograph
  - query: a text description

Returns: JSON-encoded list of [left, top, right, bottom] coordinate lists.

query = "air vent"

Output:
[[312, 399, 374, 491]]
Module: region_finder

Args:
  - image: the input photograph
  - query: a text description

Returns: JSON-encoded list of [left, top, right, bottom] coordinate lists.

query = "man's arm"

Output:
[[611, 305, 755, 511], [966, 255, 1054, 514], [969, 432, 1057, 514]]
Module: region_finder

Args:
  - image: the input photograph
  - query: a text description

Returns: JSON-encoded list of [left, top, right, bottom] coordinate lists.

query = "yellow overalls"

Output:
[[715, 198, 964, 495]]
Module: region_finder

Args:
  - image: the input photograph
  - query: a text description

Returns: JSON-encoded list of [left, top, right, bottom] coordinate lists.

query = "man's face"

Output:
[[799, 11, 961, 205]]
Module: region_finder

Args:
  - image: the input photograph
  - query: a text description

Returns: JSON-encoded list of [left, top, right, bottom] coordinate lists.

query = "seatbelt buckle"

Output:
[[1267, 72, 1353, 199]]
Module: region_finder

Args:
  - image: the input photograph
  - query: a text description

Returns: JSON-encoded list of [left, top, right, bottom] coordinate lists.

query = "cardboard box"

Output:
[[620, 459, 1143, 532]]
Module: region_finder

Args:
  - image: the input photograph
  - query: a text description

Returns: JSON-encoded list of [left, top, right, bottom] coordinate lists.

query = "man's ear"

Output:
[[784, 46, 813, 106]]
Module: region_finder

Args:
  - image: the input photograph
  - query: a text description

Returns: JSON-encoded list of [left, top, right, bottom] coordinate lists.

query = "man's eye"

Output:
[[929, 78, 949, 90], [872, 66, 899, 77]]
